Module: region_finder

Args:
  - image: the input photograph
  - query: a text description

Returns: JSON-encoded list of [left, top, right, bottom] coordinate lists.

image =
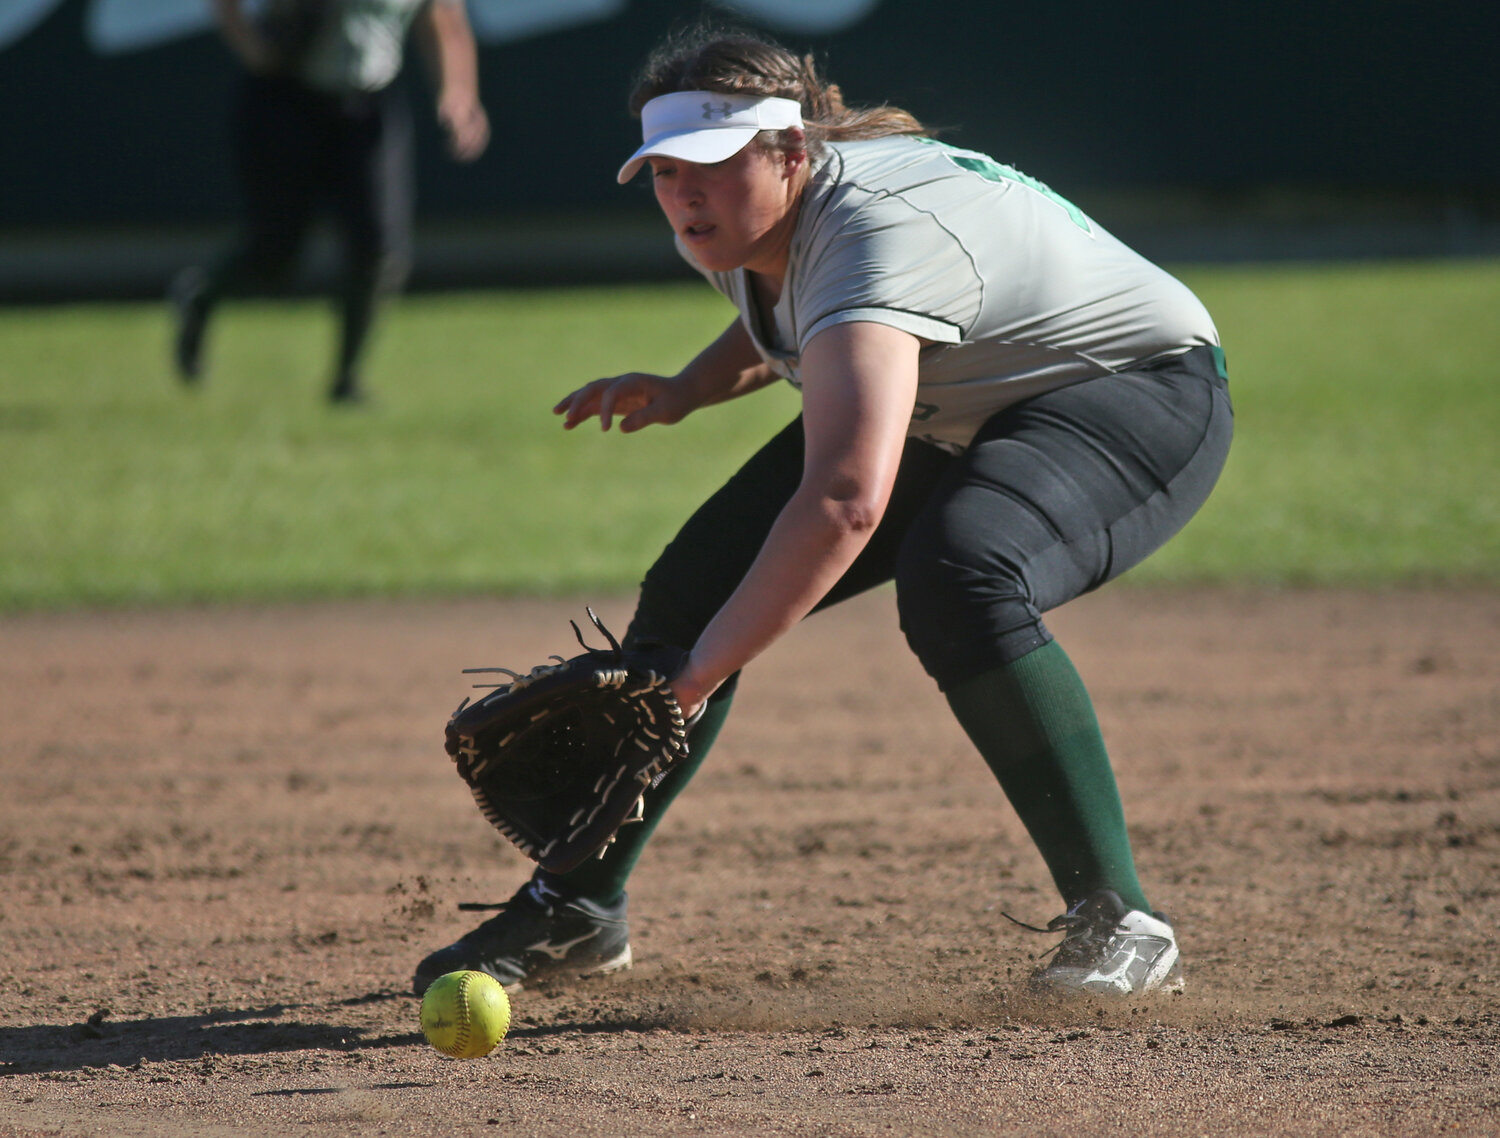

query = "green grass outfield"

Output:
[[1, 258, 1497, 612]]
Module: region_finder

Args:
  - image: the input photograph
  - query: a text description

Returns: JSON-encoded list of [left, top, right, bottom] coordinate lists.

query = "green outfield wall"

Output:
[[2, 0, 1493, 228]]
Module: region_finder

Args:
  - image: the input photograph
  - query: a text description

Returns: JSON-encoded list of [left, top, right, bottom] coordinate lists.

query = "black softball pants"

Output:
[[626, 346, 1233, 691], [229, 73, 414, 293]]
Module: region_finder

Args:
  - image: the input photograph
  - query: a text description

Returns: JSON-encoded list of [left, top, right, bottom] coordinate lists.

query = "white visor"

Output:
[[616, 91, 804, 184]]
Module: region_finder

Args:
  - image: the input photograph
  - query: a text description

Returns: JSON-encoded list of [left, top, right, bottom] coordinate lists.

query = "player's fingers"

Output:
[[620, 378, 688, 432], [619, 390, 668, 432], [558, 374, 662, 431], [597, 382, 622, 431], [603, 375, 660, 431], [556, 375, 624, 427], [552, 390, 585, 425], [552, 388, 585, 416], [451, 115, 490, 162]]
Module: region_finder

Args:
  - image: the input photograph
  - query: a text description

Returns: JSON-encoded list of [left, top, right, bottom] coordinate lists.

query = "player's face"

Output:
[[649, 143, 803, 279]]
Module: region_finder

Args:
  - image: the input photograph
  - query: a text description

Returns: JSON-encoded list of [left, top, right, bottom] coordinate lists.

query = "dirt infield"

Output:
[[2, 588, 1497, 1137]]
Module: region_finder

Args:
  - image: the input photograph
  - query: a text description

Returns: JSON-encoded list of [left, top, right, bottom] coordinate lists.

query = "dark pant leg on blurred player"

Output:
[[173, 76, 325, 380], [325, 84, 414, 402], [172, 79, 325, 386], [216, 75, 327, 297]]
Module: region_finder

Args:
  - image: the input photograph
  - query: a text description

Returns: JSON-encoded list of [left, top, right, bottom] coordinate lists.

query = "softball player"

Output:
[[415, 26, 1231, 997], [171, 0, 488, 403]]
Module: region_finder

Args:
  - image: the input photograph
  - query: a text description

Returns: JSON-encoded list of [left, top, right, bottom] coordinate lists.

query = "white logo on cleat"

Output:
[[526, 930, 600, 960], [1084, 945, 1141, 992]]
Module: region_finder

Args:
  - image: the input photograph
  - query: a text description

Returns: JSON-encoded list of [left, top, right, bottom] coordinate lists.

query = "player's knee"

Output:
[[894, 550, 1046, 690]]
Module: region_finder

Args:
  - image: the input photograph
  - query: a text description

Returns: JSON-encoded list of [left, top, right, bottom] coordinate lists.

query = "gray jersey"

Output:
[[267, 0, 440, 94], [682, 136, 1219, 452]]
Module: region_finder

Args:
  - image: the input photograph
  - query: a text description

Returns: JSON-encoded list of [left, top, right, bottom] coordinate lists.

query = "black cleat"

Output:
[[412, 876, 631, 995]]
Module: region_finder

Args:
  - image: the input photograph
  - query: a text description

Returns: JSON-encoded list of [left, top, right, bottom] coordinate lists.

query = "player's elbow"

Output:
[[819, 479, 887, 538]]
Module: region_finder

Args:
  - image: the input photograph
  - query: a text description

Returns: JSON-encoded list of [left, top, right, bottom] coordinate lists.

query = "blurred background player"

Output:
[[170, 0, 489, 403], [415, 24, 1232, 998]]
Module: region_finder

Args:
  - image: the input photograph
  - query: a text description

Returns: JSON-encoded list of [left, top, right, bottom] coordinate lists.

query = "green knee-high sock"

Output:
[[548, 688, 735, 903], [945, 640, 1150, 914]]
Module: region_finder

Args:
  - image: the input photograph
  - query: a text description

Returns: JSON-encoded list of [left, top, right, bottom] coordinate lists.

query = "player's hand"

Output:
[[553, 373, 693, 432], [665, 653, 720, 723], [439, 97, 490, 162]]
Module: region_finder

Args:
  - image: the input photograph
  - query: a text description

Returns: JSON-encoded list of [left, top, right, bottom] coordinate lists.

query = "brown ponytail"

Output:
[[628, 25, 927, 159]]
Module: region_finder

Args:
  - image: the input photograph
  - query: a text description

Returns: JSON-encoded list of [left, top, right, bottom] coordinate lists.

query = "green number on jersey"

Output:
[[916, 138, 1092, 233]]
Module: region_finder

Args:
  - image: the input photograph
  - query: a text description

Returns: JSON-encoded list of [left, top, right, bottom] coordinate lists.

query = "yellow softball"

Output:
[[420, 970, 511, 1059]]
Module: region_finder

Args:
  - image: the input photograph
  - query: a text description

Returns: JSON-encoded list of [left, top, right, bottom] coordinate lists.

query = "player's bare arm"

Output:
[[670, 321, 921, 713], [416, 0, 490, 162], [553, 318, 776, 432]]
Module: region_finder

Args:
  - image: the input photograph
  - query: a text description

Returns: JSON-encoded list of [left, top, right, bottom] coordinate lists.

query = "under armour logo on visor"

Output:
[[701, 101, 734, 120]]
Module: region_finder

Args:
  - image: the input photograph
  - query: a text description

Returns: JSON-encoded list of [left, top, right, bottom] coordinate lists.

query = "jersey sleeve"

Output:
[[792, 195, 980, 351]]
